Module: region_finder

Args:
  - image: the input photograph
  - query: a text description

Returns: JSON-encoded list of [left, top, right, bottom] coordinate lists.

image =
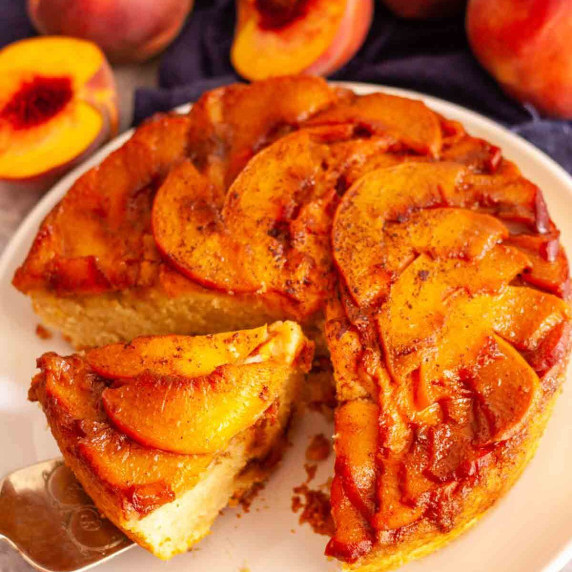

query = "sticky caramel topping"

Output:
[[326, 130, 571, 562]]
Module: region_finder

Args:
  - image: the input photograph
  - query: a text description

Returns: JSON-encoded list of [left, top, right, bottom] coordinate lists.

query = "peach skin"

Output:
[[28, 0, 194, 63], [231, 0, 374, 80], [467, 0, 572, 118]]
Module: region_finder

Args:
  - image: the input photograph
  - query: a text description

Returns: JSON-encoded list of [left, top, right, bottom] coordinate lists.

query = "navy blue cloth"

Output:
[[0, 0, 36, 48], [2, 0, 570, 172], [133, 0, 572, 174]]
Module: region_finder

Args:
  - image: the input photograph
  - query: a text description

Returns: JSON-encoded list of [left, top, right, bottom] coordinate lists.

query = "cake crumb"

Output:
[[36, 324, 52, 340], [304, 463, 317, 483], [306, 433, 331, 462], [239, 481, 264, 513], [291, 483, 334, 536]]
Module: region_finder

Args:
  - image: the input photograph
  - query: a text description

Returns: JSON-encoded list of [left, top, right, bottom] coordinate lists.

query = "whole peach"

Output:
[[28, 0, 194, 63], [467, 0, 572, 118]]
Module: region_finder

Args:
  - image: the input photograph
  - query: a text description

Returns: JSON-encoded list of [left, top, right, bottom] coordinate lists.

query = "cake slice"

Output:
[[325, 162, 572, 570], [29, 321, 313, 559]]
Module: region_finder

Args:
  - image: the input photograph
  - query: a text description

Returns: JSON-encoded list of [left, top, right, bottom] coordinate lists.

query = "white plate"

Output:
[[1, 83, 571, 572]]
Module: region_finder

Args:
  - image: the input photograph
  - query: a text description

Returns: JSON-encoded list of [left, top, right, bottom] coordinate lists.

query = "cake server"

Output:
[[0, 458, 134, 572]]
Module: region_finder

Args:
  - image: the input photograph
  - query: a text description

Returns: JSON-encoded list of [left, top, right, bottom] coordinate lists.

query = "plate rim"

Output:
[[1, 81, 571, 572]]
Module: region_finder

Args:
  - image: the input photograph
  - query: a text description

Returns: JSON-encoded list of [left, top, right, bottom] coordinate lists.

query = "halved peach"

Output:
[[231, 0, 373, 81], [0, 36, 118, 190]]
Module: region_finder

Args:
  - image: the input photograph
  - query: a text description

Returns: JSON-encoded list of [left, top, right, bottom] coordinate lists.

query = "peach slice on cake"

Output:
[[152, 125, 395, 319], [307, 92, 443, 155], [0, 36, 118, 190], [30, 321, 313, 558], [327, 159, 571, 570]]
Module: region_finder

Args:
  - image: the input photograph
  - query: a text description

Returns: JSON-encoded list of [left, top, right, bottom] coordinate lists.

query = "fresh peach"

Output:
[[0, 37, 118, 191], [381, 0, 466, 19], [231, 0, 374, 80], [466, 0, 572, 118], [28, 0, 194, 63]]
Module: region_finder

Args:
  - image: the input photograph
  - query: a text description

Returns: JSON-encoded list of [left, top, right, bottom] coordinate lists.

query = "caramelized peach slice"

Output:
[[151, 160, 257, 293], [103, 362, 291, 455], [491, 286, 571, 352], [333, 163, 468, 307], [232, 0, 373, 81], [87, 325, 272, 379], [334, 400, 379, 516], [378, 247, 529, 381], [187, 75, 340, 189], [373, 458, 425, 531], [0, 37, 117, 189], [31, 353, 211, 517], [326, 476, 374, 563], [469, 335, 540, 443], [153, 126, 380, 317], [102, 321, 311, 455], [13, 113, 191, 294], [506, 233, 570, 298], [76, 429, 211, 517], [462, 164, 550, 232], [308, 92, 442, 155]]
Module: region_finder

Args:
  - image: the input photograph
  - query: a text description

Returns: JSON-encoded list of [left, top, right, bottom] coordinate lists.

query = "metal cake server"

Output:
[[0, 459, 134, 572]]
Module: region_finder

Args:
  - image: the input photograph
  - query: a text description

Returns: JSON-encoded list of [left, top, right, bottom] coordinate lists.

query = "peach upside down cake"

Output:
[[16, 76, 571, 570]]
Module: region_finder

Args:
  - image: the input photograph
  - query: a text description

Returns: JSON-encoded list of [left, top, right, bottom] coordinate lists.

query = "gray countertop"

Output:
[[0, 64, 570, 572]]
